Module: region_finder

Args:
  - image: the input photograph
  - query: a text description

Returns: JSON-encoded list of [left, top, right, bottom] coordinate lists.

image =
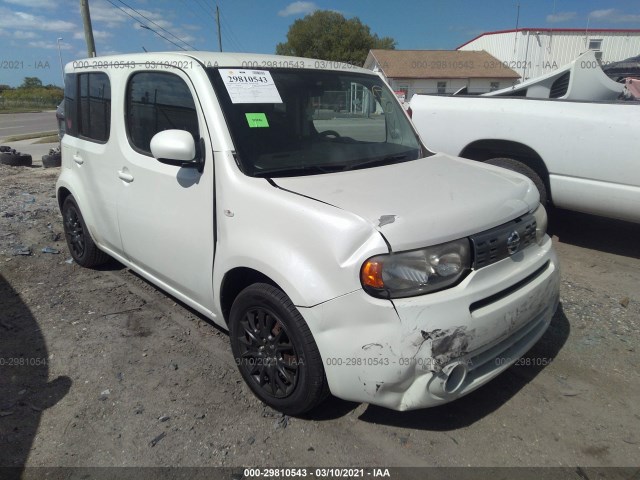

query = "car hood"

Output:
[[271, 153, 540, 251]]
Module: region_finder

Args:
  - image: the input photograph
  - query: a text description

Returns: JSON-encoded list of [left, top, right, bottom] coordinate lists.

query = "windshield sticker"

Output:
[[220, 69, 283, 104], [245, 113, 269, 128]]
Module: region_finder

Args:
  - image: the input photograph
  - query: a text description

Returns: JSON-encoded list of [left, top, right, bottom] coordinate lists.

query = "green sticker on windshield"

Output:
[[245, 113, 269, 128]]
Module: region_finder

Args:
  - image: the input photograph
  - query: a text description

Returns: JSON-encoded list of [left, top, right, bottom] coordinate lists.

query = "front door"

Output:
[[116, 68, 215, 311]]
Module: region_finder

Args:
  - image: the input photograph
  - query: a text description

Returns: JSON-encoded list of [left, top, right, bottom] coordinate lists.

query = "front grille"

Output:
[[470, 214, 536, 269]]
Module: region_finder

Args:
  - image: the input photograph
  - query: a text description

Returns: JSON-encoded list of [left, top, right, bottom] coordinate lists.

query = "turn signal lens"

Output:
[[361, 260, 385, 289]]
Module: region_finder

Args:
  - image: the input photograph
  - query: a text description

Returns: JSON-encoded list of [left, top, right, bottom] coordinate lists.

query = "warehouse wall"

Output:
[[459, 30, 640, 80]]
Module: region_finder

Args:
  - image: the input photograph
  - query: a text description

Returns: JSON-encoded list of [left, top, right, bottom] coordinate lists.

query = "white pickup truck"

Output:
[[410, 53, 640, 224]]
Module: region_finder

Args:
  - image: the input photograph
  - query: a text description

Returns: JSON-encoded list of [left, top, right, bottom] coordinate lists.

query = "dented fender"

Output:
[[212, 152, 390, 309]]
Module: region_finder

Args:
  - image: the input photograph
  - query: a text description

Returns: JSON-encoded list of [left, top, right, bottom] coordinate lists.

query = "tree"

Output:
[[19, 77, 43, 89], [276, 11, 395, 66]]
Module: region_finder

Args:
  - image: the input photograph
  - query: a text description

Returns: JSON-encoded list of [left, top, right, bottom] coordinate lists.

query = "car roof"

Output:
[[65, 51, 373, 75]]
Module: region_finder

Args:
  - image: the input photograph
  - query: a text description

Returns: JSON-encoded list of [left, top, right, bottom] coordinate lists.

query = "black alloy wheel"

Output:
[[63, 201, 86, 259], [61, 196, 109, 267], [236, 305, 299, 398], [229, 283, 329, 415]]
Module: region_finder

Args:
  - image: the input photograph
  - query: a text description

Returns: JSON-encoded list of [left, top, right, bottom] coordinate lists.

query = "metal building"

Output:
[[457, 28, 640, 81]]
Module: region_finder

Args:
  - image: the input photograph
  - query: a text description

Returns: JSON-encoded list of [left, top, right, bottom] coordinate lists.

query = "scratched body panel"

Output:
[[300, 237, 559, 411]]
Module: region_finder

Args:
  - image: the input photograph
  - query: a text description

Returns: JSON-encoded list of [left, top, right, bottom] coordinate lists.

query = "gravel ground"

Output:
[[0, 162, 639, 474]]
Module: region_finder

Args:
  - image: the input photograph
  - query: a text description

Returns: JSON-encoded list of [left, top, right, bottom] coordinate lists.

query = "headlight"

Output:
[[361, 239, 471, 298], [532, 204, 548, 244]]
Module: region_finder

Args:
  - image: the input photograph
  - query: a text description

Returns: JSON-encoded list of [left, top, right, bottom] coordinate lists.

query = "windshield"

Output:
[[207, 68, 427, 177]]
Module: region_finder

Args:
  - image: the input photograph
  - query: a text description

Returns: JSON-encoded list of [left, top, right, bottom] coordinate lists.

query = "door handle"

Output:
[[118, 170, 134, 183], [73, 154, 84, 165]]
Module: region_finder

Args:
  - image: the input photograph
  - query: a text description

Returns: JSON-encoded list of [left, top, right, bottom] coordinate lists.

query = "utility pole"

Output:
[[216, 5, 222, 52], [57, 37, 64, 85], [512, 2, 520, 54], [80, 0, 97, 57]]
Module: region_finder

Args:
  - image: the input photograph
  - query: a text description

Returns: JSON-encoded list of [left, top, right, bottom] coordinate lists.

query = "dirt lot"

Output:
[[1, 162, 639, 473]]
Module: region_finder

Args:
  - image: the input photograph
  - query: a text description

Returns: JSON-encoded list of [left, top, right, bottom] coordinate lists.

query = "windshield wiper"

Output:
[[252, 164, 346, 178], [252, 153, 413, 177], [343, 154, 408, 171]]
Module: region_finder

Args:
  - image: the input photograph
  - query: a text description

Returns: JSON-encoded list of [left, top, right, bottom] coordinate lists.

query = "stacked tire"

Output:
[[42, 147, 62, 168], [0, 146, 32, 167]]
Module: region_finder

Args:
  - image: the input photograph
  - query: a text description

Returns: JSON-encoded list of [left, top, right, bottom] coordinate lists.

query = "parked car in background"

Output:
[[56, 101, 65, 140]]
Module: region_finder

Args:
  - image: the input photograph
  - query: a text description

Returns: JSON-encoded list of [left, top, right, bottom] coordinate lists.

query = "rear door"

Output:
[[115, 67, 215, 310], [62, 71, 123, 254]]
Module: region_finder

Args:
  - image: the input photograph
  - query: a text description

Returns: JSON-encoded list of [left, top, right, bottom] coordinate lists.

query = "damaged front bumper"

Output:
[[299, 236, 560, 411]]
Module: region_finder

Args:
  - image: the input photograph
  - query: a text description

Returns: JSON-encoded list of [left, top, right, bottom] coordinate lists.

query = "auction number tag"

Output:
[[220, 69, 282, 104]]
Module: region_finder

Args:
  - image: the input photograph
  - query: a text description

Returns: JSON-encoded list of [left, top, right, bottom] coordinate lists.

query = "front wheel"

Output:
[[229, 283, 328, 415], [484, 157, 548, 205]]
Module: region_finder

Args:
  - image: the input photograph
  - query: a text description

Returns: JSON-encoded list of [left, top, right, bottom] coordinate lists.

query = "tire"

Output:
[[0, 152, 32, 167], [229, 283, 329, 416], [61, 196, 110, 267], [484, 157, 548, 205], [42, 153, 62, 168], [0, 146, 11, 152]]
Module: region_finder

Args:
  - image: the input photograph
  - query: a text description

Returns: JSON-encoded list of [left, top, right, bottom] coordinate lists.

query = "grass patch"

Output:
[[2, 131, 58, 142], [32, 135, 60, 144], [0, 108, 46, 114]]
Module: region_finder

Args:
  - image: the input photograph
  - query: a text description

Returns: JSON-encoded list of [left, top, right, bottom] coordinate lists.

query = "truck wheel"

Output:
[[229, 283, 329, 416], [0, 152, 32, 167], [62, 196, 110, 267], [484, 157, 548, 205]]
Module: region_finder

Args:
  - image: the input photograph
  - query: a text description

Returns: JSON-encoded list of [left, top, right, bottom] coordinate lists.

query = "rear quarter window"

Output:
[[64, 73, 78, 137]]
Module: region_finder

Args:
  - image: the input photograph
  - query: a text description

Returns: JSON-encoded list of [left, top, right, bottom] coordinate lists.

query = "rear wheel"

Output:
[[484, 157, 548, 205], [229, 283, 328, 415], [62, 196, 110, 267]]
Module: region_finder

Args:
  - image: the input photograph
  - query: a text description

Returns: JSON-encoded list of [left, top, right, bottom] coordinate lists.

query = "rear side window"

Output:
[[64, 72, 111, 142], [64, 73, 78, 137], [126, 72, 199, 155]]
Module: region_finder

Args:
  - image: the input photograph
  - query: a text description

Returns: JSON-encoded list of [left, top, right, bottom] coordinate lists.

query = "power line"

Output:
[[101, 0, 188, 51], [115, 0, 198, 50], [173, 0, 245, 53], [219, 8, 246, 51], [185, 0, 221, 51], [193, 0, 216, 19], [177, 0, 203, 19]]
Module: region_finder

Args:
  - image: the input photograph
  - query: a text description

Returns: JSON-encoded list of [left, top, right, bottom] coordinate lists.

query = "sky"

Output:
[[0, 0, 639, 87]]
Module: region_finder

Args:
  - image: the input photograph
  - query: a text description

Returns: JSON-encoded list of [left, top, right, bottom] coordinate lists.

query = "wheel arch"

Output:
[[459, 139, 552, 203], [219, 267, 282, 326], [57, 186, 73, 212]]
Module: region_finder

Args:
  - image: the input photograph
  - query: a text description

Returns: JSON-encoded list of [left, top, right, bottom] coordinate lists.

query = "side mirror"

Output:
[[150, 129, 205, 173]]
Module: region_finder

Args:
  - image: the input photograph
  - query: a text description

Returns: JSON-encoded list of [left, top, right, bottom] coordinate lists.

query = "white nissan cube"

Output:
[[56, 52, 560, 415]]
